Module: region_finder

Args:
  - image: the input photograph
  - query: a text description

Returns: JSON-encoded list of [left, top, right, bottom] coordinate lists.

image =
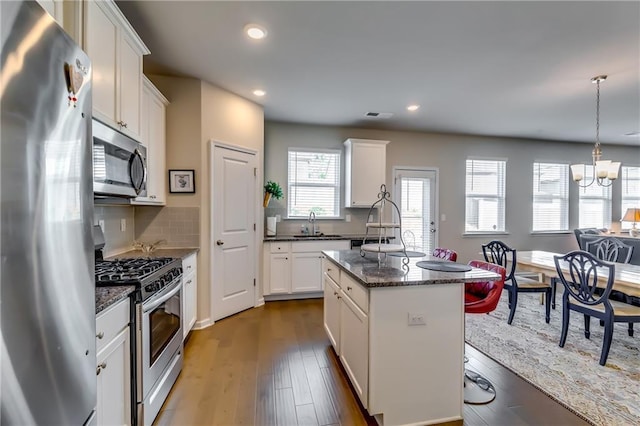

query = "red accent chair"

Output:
[[465, 260, 506, 314], [463, 260, 506, 404], [432, 247, 458, 262]]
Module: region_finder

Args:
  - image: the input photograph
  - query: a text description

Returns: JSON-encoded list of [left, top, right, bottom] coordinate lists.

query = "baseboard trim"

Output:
[[264, 292, 323, 301], [193, 318, 214, 330], [256, 297, 265, 307]]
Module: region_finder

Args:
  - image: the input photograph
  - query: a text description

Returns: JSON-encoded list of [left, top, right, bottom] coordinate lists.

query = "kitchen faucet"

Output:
[[308, 211, 319, 235]]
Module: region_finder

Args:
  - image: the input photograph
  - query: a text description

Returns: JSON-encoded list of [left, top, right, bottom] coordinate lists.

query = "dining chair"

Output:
[[554, 250, 640, 366], [464, 260, 506, 404], [432, 247, 457, 262], [482, 240, 551, 325]]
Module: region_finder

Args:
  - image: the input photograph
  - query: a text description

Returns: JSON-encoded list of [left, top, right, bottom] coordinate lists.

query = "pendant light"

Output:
[[570, 75, 621, 187]]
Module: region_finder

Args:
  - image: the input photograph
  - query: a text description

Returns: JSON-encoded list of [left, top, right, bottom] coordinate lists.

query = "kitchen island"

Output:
[[322, 250, 500, 426]]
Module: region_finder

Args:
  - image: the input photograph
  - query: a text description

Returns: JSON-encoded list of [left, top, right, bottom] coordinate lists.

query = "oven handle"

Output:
[[142, 278, 182, 314]]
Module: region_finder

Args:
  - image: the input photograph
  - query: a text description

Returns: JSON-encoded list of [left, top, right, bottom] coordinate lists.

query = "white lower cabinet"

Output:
[[96, 298, 131, 426], [323, 273, 342, 351], [182, 253, 198, 339], [322, 258, 369, 409], [339, 291, 369, 409], [264, 240, 349, 297]]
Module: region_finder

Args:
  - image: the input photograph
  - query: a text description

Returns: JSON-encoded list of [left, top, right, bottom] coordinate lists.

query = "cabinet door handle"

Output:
[[96, 331, 104, 339], [333, 291, 338, 296], [186, 279, 192, 285], [187, 265, 192, 270], [327, 268, 332, 271], [96, 362, 107, 375], [150, 195, 156, 199], [337, 295, 342, 300], [216, 240, 224, 246], [347, 286, 352, 291], [122, 122, 128, 128]]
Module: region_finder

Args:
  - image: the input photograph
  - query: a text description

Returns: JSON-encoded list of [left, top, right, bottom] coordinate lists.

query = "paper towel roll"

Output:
[[267, 217, 277, 236]]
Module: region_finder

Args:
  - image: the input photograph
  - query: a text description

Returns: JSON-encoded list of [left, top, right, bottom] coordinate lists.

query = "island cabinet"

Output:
[[344, 138, 389, 207], [95, 297, 131, 426], [321, 250, 496, 426], [263, 240, 350, 298], [84, 0, 149, 142]]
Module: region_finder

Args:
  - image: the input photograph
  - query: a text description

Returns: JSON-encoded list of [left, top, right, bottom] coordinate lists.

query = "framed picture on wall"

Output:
[[169, 169, 195, 193]]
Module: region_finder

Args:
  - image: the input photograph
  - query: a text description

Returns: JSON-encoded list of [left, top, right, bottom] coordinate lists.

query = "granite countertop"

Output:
[[106, 247, 199, 260], [264, 234, 394, 242], [96, 285, 135, 314], [322, 249, 501, 288]]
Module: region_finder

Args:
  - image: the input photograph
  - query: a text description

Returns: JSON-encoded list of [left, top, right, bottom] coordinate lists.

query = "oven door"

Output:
[[141, 277, 183, 397]]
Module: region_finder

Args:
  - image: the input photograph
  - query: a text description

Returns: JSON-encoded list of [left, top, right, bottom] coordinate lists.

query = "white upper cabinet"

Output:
[[134, 77, 168, 205], [36, 0, 63, 25], [344, 138, 389, 207], [84, 0, 149, 142]]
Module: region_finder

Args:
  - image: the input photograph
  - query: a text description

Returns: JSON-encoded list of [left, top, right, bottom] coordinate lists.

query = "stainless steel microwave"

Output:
[[93, 119, 147, 198]]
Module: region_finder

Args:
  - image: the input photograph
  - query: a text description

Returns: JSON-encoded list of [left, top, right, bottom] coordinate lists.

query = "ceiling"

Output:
[[117, 1, 640, 146]]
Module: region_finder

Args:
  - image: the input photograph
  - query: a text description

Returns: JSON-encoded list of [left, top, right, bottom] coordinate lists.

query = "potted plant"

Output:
[[263, 180, 283, 207]]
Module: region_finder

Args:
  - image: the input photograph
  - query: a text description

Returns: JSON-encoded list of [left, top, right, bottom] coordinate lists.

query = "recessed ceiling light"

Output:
[[253, 89, 266, 97], [407, 104, 420, 112], [245, 24, 267, 40]]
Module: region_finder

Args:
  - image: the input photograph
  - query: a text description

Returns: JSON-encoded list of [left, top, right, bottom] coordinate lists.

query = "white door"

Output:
[[212, 145, 256, 321], [394, 168, 438, 254]]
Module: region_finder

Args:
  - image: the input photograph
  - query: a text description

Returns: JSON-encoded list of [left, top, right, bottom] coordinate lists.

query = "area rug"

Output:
[[465, 292, 640, 425]]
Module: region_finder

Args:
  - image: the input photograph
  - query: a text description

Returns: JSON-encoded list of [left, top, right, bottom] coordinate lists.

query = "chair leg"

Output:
[[629, 323, 634, 337], [507, 289, 518, 325], [544, 288, 551, 323], [584, 315, 591, 339], [551, 278, 557, 310], [600, 316, 614, 366], [559, 298, 570, 347]]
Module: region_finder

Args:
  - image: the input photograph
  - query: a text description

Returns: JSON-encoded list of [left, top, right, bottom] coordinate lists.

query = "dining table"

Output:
[[517, 250, 640, 298]]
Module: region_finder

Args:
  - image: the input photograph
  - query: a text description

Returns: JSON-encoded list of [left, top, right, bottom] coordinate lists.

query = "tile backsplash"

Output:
[[135, 206, 200, 248], [94, 205, 135, 256], [263, 207, 377, 236]]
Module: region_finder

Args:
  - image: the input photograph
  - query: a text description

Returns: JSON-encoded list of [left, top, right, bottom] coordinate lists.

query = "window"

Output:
[[578, 167, 611, 228], [532, 163, 569, 232], [465, 159, 506, 232], [287, 149, 341, 218], [621, 166, 640, 229]]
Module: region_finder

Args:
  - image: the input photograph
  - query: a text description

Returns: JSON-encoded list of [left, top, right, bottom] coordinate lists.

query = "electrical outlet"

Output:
[[98, 220, 105, 231], [441, 213, 447, 222], [275, 214, 281, 222], [345, 214, 351, 222], [368, 214, 374, 222], [120, 218, 126, 232], [408, 312, 426, 326]]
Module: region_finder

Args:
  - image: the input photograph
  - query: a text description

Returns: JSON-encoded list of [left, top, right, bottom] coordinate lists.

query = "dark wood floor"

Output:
[[154, 299, 588, 426]]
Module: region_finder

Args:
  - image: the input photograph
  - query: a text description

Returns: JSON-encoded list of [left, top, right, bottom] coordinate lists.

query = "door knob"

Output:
[[216, 240, 224, 246]]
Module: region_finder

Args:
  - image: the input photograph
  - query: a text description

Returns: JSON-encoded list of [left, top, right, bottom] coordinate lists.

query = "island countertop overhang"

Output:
[[322, 249, 501, 288]]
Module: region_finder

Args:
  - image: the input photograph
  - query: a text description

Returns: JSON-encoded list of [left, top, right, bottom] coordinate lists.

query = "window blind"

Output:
[[578, 167, 612, 228], [532, 163, 569, 232], [465, 159, 506, 232], [287, 149, 341, 218], [621, 166, 640, 228]]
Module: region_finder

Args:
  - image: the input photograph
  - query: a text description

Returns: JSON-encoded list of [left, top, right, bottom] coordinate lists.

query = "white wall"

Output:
[[265, 121, 639, 263]]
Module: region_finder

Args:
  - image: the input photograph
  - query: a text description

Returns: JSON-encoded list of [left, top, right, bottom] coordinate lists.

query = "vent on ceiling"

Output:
[[365, 112, 394, 119]]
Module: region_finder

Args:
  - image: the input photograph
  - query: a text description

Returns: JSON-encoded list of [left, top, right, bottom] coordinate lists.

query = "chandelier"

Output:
[[570, 75, 620, 187]]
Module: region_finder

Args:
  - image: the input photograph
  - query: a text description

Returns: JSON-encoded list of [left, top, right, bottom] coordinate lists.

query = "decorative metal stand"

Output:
[[360, 184, 409, 269]]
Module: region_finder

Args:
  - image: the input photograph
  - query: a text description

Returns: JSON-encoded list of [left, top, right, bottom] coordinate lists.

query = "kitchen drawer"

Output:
[[96, 297, 130, 353], [341, 272, 368, 314], [269, 242, 291, 254], [182, 252, 197, 275], [291, 240, 349, 253], [323, 258, 340, 284]]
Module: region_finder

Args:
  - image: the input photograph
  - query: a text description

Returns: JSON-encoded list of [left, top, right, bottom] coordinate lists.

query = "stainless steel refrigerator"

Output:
[[1, 1, 96, 424]]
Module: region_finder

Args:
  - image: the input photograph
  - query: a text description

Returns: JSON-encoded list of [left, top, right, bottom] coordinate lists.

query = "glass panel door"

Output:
[[394, 168, 438, 254]]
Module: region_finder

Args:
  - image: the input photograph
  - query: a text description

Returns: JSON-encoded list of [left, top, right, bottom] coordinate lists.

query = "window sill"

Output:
[[463, 231, 509, 237], [530, 231, 572, 235], [285, 216, 344, 221]]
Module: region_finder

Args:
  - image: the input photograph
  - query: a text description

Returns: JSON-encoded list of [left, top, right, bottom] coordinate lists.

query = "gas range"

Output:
[[95, 257, 182, 302]]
